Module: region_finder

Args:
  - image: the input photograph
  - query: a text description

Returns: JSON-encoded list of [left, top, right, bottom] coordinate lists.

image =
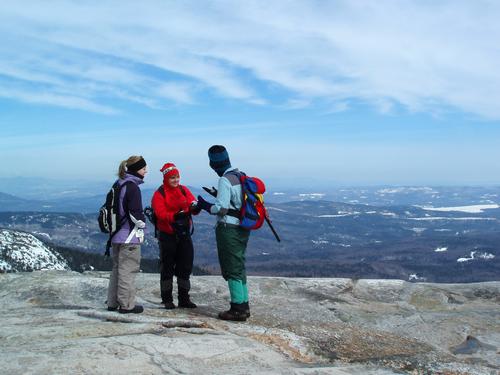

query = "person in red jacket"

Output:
[[151, 163, 200, 309]]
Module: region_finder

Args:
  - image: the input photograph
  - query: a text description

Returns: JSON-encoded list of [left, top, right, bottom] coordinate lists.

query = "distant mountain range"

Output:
[[0, 181, 203, 213], [1, 193, 498, 282], [2, 177, 500, 212], [1, 179, 499, 281]]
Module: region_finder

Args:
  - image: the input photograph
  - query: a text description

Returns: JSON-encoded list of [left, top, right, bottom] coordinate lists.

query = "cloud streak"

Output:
[[0, 0, 499, 118]]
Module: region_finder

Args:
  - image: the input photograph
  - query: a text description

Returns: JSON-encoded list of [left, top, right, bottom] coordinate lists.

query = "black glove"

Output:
[[189, 202, 201, 214], [197, 195, 214, 213], [143, 206, 155, 224], [174, 210, 189, 221], [202, 186, 218, 197]]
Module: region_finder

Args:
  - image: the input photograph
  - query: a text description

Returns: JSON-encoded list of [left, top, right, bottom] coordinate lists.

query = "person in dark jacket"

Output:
[[197, 146, 251, 321], [151, 163, 200, 309], [106, 155, 147, 314]]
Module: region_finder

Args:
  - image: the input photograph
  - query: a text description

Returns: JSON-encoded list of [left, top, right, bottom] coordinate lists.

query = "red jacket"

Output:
[[151, 184, 198, 235]]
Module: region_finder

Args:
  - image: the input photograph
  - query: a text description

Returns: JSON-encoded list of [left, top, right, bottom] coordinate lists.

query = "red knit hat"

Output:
[[160, 163, 180, 180]]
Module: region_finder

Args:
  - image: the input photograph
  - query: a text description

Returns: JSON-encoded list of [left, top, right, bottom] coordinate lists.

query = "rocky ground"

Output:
[[0, 271, 499, 374]]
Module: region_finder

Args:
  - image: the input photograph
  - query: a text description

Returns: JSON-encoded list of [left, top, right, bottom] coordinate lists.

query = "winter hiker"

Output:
[[196, 145, 251, 321], [151, 163, 200, 310], [106, 155, 147, 314]]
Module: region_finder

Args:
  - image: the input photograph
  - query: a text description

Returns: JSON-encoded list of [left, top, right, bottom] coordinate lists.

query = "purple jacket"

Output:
[[111, 173, 147, 244]]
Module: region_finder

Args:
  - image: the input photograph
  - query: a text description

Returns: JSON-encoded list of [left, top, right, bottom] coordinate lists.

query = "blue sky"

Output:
[[1, 1, 500, 189]]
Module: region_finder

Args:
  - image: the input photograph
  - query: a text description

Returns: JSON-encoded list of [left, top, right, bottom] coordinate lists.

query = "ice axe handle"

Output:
[[265, 216, 281, 242]]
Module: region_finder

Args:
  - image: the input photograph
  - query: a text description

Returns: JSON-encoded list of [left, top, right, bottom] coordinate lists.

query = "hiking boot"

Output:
[[164, 301, 176, 310], [118, 305, 144, 314], [178, 283, 197, 308], [161, 279, 174, 306], [178, 299, 197, 308], [243, 302, 251, 318], [218, 303, 247, 322], [105, 300, 118, 312]]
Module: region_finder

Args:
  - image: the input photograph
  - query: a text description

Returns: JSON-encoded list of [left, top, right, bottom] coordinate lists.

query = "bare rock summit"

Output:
[[0, 271, 499, 374]]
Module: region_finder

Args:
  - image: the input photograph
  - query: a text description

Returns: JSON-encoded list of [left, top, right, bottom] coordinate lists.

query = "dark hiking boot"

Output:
[[243, 302, 251, 318], [218, 303, 247, 322], [119, 305, 144, 314], [178, 298, 197, 308], [162, 294, 175, 310], [178, 285, 197, 308], [161, 279, 174, 307], [105, 300, 118, 311], [164, 301, 176, 310]]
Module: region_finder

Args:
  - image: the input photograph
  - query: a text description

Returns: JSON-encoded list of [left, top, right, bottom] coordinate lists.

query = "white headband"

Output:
[[162, 166, 178, 175]]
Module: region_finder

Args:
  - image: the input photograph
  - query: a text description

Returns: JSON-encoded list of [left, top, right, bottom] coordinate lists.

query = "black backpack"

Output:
[[98, 181, 131, 256], [144, 185, 193, 238]]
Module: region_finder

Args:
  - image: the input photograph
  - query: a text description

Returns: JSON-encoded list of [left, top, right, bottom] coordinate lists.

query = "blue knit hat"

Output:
[[208, 145, 231, 176]]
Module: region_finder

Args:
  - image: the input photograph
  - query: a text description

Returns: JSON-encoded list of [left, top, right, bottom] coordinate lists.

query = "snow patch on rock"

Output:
[[0, 229, 69, 272]]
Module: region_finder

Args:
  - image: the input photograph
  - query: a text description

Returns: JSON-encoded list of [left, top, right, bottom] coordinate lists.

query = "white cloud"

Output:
[[0, 1, 499, 117], [0, 85, 118, 114], [156, 82, 196, 105]]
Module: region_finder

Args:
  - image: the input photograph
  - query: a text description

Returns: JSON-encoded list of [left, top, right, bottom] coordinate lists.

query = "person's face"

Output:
[[136, 166, 148, 177], [168, 174, 180, 187]]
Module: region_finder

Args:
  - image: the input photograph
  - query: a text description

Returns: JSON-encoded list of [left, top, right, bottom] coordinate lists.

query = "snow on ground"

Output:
[[434, 247, 448, 252], [410, 228, 426, 234], [408, 217, 496, 221], [311, 240, 329, 245], [377, 187, 437, 194], [0, 229, 69, 272], [0, 259, 12, 272], [418, 204, 500, 213], [408, 274, 426, 282], [317, 214, 351, 218], [299, 193, 325, 199], [380, 212, 397, 217], [457, 251, 495, 263], [33, 231, 51, 240], [267, 206, 287, 212]]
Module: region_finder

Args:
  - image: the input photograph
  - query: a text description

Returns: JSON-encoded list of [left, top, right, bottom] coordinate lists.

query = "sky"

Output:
[[1, 0, 500, 190]]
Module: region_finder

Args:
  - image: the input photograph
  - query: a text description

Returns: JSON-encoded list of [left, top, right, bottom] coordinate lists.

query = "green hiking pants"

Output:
[[215, 223, 250, 283]]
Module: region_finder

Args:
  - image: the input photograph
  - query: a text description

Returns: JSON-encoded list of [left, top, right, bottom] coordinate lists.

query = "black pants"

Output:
[[158, 232, 194, 283]]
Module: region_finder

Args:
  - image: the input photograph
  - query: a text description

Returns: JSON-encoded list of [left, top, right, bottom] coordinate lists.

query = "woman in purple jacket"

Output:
[[106, 155, 147, 314]]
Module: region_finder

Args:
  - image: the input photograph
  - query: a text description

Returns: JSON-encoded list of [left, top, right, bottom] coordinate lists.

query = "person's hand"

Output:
[[189, 202, 201, 214], [143, 206, 154, 223], [197, 195, 214, 213], [174, 210, 189, 220], [202, 186, 217, 197]]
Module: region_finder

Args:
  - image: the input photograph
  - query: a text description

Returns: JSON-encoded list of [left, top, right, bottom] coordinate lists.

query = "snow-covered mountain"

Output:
[[0, 229, 69, 272]]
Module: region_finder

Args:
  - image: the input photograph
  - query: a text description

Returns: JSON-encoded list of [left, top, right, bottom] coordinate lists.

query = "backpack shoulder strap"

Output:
[[117, 179, 135, 193], [177, 185, 194, 235], [223, 170, 244, 188], [158, 185, 186, 197], [222, 170, 245, 219], [224, 169, 244, 177], [157, 185, 165, 197], [179, 185, 187, 196], [104, 180, 132, 256]]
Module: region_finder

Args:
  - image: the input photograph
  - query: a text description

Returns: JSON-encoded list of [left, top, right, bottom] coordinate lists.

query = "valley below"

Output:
[[1, 184, 499, 282]]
